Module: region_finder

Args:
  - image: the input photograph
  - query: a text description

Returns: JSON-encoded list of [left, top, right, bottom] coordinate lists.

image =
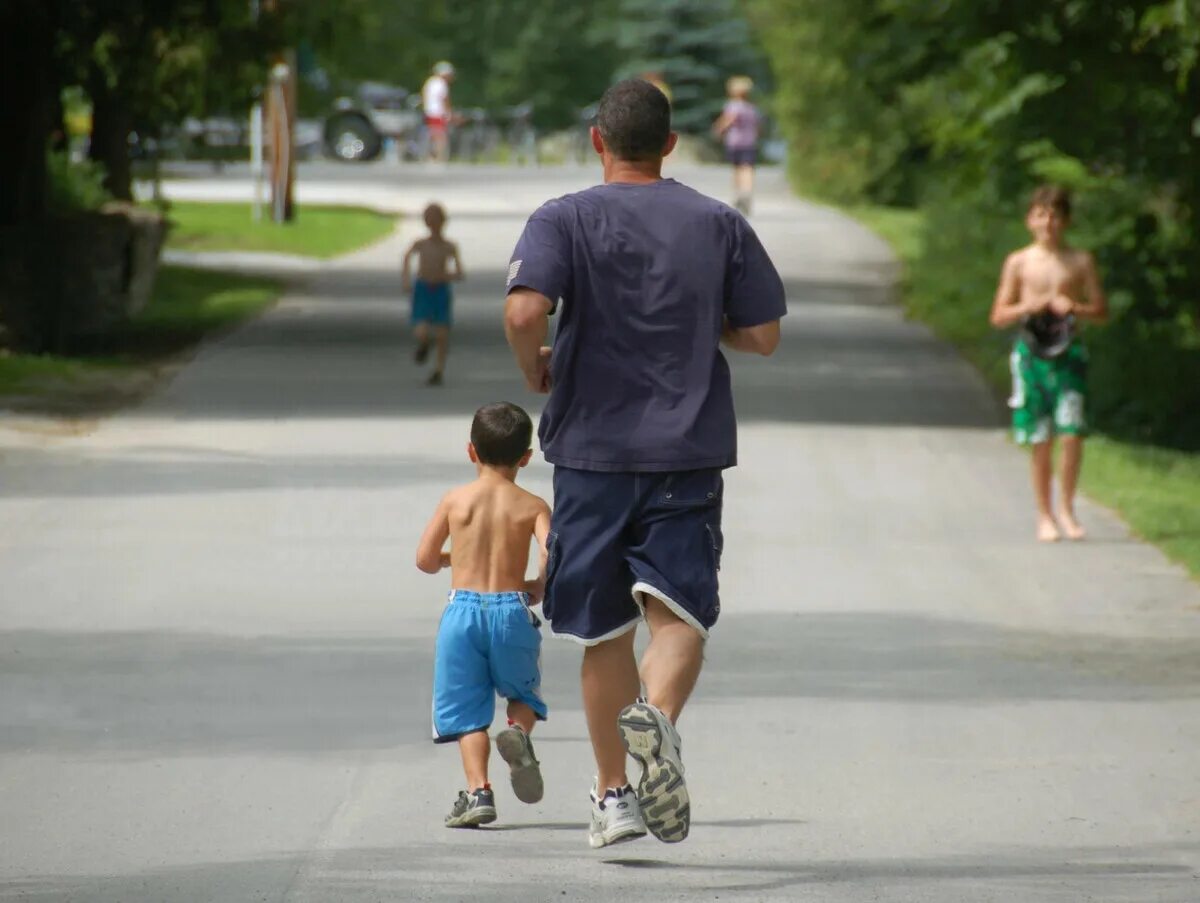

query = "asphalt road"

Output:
[[2, 162, 1198, 902]]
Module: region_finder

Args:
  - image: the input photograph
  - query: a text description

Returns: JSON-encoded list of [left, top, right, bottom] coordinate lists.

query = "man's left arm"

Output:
[[723, 216, 787, 355]]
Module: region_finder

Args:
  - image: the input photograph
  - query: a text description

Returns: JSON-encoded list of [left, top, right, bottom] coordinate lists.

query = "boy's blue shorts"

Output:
[[411, 279, 452, 326], [544, 467, 724, 645], [432, 590, 547, 744]]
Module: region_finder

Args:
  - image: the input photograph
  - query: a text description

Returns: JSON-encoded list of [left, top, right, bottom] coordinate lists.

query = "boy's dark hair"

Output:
[[471, 402, 533, 466], [1029, 185, 1071, 218], [596, 78, 671, 162]]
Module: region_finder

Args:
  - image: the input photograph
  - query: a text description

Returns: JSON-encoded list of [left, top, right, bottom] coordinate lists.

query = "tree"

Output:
[[612, 0, 766, 133]]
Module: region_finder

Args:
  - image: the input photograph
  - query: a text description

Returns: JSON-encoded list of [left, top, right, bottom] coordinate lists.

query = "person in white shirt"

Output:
[[422, 61, 455, 162]]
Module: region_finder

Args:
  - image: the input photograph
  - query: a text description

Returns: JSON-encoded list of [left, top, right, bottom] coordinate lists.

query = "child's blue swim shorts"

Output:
[[411, 279, 452, 326], [432, 590, 547, 743]]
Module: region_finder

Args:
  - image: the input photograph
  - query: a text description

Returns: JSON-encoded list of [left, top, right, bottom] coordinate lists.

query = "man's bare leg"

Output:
[[1031, 440, 1060, 541], [458, 730, 490, 791], [1058, 435, 1086, 539], [640, 596, 704, 723], [582, 627, 640, 791]]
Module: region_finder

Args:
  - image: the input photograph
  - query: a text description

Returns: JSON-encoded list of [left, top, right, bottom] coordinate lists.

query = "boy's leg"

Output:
[[1031, 440, 1060, 542], [1058, 435, 1086, 539], [506, 699, 537, 734], [432, 325, 450, 377], [413, 321, 431, 363], [582, 628, 642, 792], [458, 730, 491, 791]]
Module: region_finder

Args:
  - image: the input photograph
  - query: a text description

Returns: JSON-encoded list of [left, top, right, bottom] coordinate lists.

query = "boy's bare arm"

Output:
[[401, 243, 416, 292], [450, 242, 465, 281], [990, 253, 1044, 328], [1072, 252, 1109, 323], [415, 495, 452, 574], [524, 502, 552, 604]]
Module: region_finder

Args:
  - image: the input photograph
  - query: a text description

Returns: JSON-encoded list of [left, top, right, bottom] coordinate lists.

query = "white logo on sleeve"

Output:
[[507, 259, 522, 286]]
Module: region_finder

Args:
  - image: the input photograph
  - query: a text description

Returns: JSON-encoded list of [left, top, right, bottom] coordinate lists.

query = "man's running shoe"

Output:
[[495, 726, 544, 804], [444, 787, 496, 828], [588, 782, 647, 849], [618, 699, 689, 842]]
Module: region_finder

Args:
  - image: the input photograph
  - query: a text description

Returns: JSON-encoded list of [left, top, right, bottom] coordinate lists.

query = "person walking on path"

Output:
[[712, 75, 761, 215], [402, 202, 464, 386], [422, 61, 456, 163], [503, 78, 786, 849], [989, 185, 1108, 542], [416, 402, 552, 828]]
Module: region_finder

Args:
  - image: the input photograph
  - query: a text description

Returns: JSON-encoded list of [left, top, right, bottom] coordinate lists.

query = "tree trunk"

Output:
[[0, 1, 56, 225], [88, 65, 134, 202]]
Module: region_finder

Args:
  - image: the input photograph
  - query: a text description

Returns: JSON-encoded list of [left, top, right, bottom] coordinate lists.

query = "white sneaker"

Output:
[[618, 699, 690, 842], [588, 782, 647, 849]]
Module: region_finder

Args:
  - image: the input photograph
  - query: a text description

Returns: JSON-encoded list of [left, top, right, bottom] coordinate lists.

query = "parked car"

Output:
[[323, 81, 421, 162]]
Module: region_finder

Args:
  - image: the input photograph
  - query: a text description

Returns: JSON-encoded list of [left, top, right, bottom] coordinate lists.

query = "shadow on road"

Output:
[[3, 842, 1194, 902], [4, 613, 1198, 757]]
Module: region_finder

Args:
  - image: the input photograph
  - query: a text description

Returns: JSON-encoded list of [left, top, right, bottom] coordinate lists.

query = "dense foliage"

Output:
[[750, 0, 1200, 448]]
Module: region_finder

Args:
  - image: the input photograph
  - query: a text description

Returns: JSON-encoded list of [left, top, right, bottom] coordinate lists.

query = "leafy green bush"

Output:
[[46, 151, 112, 214]]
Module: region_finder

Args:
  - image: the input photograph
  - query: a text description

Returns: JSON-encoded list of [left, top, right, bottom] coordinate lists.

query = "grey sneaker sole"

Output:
[[445, 805, 496, 828], [495, 729, 544, 804], [618, 703, 690, 843]]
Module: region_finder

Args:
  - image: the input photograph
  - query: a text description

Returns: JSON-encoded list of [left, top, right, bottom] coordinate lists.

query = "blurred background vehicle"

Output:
[[322, 81, 421, 163]]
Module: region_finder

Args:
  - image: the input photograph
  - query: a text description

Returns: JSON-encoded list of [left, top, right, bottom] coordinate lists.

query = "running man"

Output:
[[422, 61, 455, 162], [503, 78, 786, 849]]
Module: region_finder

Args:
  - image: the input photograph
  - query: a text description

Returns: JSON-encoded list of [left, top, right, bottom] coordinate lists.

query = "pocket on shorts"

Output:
[[500, 606, 543, 650], [660, 469, 723, 509], [706, 522, 724, 571]]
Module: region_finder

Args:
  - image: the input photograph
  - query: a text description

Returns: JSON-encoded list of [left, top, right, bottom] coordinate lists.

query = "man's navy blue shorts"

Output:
[[544, 467, 724, 645]]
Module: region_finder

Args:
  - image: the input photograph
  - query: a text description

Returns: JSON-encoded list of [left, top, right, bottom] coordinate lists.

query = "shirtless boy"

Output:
[[989, 186, 1108, 541], [416, 402, 551, 827], [402, 203, 464, 386]]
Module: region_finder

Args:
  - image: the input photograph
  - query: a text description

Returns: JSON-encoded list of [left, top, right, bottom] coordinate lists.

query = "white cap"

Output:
[[434, 61, 455, 77]]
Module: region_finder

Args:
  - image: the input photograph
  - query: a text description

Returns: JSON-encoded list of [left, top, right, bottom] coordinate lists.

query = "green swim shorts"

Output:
[[1008, 339, 1089, 445]]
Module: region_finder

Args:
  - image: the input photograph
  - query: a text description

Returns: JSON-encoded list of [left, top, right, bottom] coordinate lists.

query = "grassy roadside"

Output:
[[0, 265, 281, 413], [163, 202, 396, 258], [850, 204, 1200, 579]]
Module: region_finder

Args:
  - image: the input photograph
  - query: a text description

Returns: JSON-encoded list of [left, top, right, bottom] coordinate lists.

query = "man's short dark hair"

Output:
[[471, 402, 533, 466], [596, 78, 671, 161], [1029, 184, 1071, 219]]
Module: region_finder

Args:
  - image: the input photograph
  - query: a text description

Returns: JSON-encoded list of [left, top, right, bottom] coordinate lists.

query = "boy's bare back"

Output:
[[422, 475, 550, 596]]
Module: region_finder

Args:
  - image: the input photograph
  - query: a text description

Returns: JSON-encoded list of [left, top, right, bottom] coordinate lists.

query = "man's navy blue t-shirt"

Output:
[[506, 178, 786, 473]]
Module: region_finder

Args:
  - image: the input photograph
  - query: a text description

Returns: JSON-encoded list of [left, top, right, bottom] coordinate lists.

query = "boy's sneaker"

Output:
[[444, 787, 496, 828], [414, 340, 430, 364], [495, 726, 544, 804], [426, 371, 443, 387], [618, 699, 689, 843], [588, 782, 647, 849]]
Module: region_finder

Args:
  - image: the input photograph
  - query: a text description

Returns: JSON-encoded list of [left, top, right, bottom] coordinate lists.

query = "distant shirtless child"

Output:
[[416, 402, 551, 827], [989, 186, 1108, 542], [402, 203, 464, 386]]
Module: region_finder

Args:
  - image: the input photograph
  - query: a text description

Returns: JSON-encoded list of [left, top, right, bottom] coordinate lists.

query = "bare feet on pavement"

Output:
[[1059, 511, 1086, 540], [1037, 516, 1061, 543]]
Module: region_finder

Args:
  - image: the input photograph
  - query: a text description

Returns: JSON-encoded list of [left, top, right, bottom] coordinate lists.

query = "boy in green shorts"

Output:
[[989, 186, 1109, 542]]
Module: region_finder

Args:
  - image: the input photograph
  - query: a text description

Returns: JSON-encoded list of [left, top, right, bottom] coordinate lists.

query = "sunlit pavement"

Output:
[[2, 162, 1198, 902]]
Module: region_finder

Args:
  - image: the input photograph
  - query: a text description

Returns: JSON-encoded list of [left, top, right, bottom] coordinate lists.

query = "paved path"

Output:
[[2, 163, 1198, 902]]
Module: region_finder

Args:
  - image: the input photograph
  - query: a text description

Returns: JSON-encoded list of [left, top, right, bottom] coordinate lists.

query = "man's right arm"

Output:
[[504, 289, 553, 393]]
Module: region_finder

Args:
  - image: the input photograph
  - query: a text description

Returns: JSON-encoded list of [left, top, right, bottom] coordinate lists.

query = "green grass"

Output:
[[849, 203, 1200, 579], [163, 202, 396, 258], [0, 265, 281, 409]]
